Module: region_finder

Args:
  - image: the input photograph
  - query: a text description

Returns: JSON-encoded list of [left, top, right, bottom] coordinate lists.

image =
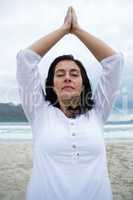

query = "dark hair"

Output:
[[44, 54, 95, 115]]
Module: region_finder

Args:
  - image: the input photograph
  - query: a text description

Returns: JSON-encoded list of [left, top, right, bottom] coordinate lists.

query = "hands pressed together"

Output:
[[61, 6, 80, 34], [28, 6, 115, 60]]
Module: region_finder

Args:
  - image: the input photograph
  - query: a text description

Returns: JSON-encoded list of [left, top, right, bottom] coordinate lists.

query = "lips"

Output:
[[62, 86, 75, 90]]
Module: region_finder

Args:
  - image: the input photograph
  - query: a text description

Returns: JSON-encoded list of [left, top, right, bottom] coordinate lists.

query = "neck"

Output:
[[59, 96, 81, 118]]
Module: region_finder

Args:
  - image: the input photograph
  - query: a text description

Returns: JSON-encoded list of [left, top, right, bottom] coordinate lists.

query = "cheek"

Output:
[[53, 79, 61, 94], [76, 78, 83, 91]]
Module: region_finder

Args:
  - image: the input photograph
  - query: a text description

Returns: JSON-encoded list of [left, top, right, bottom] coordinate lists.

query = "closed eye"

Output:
[[56, 74, 64, 77], [55, 72, 80, 77], [71, 73, 79, 77]]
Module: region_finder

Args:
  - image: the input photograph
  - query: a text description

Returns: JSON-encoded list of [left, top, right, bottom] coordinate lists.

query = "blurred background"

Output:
[[0, 0, 133, 140], [0, 2, 133, 199]]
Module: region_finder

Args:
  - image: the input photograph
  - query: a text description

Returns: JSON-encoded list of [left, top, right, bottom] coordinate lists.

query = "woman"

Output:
[[16, 6, 124, 200]]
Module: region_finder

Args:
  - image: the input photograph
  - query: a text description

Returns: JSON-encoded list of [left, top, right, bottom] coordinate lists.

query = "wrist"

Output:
[[60, 25, 69, 36], [72, 25, 82, 35]]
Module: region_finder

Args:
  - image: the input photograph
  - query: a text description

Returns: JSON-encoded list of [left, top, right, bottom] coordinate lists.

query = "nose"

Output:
[[64, 73, 72, 82]]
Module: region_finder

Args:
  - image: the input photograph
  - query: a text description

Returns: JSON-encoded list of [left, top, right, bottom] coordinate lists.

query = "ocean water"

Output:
[[0, 119, 133, 141], [0, 122, 31, 140]]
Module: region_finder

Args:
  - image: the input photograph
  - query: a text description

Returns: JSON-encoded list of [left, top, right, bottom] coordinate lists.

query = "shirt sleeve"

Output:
[[93, 52, 124, 124], [16, 48, 46, 124]]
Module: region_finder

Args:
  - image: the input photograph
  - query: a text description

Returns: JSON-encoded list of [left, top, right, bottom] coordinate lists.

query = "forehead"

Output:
[[55, 60, 80, 72]]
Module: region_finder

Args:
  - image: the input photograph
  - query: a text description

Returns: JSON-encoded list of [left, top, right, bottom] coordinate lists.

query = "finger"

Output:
[[69, 6, 72, 13], [66, 7, 72, 21], [67, 7, 71, 14], [64, 8, 70, 22], [68, 6, 72, 11], [72, 7, 77, 18], [65, 7, 70, 20], [72, 7, 77, 21], [68, 8, 72, 18]]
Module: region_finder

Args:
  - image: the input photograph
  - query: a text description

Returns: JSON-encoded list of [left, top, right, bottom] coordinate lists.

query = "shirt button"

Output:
[[76, 153, 79, 156], [72, 144, 76, 149], [70, 122, 74, 126], [72, 132, 76, 136]]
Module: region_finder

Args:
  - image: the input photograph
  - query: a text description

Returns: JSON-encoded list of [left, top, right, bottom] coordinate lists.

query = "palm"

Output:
[[62, 7, 80, 34], [70, 7, 79, 33]]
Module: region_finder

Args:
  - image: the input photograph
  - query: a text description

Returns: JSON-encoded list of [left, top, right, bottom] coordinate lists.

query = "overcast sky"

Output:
[[0, 0, 132, 104]]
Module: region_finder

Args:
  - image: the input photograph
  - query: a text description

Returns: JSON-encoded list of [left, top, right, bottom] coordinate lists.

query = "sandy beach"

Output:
[[0, 139, 133, 200]]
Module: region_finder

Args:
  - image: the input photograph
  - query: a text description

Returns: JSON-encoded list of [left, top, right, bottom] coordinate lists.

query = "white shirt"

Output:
[[16, 49, 124, 200]]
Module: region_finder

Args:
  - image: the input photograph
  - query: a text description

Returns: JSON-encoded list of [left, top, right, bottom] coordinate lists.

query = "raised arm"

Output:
[[16, 7, 73, 125], [28, 7, 72, 57], [70, 7, 124, 124], [70, 7, 116, 61]]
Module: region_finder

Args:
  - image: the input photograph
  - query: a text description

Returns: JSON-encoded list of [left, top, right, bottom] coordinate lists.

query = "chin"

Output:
[[61, 92, 79, 100]]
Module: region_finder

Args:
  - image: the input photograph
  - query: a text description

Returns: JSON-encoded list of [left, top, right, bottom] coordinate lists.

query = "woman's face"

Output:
[[53, 60, 83, 102]]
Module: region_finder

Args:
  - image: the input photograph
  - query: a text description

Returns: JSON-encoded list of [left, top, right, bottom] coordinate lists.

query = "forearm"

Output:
[[28, 27, 67, 57], [73, 27, 116, 61]]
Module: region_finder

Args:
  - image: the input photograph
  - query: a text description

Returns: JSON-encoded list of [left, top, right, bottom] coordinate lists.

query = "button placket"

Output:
[[70, 122, 77, 149], [70, 120, 74, 126], [72, 132, 76, 136], [72, 144, 76, 149], [69, 119, 80, 164], [72, 152, 80, 164], [69, 119, 76, 136]]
